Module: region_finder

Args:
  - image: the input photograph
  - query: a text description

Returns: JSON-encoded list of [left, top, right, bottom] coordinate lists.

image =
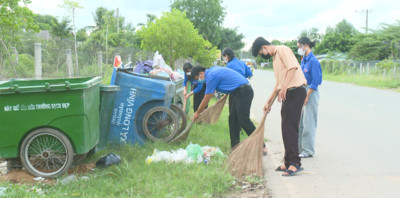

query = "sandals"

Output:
[[282, 164, 304, 176], [275, 165, 286, 172]]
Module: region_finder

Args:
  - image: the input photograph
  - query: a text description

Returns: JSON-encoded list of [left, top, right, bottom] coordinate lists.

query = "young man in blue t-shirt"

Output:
[[191, 66, 256, 149], [182, 63, 206, 112], [222, 47, 253, 79]]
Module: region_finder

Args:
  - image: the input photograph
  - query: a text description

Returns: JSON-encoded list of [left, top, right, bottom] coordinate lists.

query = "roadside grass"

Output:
[[1, 99, 258, 197], [258, 67, 273, 71], [256, 68, 400, 92], [323, 73, 400, 91]]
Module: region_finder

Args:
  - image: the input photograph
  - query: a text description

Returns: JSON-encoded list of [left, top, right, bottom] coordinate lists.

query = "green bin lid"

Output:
[[100, 85, 120, 92], [0, 77, 102, 94]]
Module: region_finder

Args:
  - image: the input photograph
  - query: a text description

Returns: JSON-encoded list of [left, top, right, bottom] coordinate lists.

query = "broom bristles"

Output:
[[226, 112, 267, 178], [197, 94, 228, 124], [226, 92, 278, 179], [169, 94, 228, 143]]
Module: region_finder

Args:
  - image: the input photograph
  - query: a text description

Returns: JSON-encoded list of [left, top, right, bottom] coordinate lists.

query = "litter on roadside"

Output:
[[0, 187, 7, 197], [58, 175, 77, 185], [29, 186, 43, 195], [33, 177, 46, 182], [96, 153, 121, 168], [146, 143, 224, 165], [0, 162, 7, 176]]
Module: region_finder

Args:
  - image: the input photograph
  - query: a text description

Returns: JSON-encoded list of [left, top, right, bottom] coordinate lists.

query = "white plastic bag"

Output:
[[152, 51, 167, 69]]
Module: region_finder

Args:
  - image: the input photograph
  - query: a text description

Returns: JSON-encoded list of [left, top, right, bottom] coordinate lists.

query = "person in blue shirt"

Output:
[[191, 66, 256, 149], [297, 37, 322, 158], [222, 48, 267, 154], [182, 63, 206, 112], [222, 47, 253, 79]]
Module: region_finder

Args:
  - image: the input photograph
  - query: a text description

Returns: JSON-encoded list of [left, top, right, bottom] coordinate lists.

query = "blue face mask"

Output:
[[197, 75, 205, 83]]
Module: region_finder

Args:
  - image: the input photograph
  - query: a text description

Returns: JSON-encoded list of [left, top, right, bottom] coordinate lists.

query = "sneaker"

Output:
[[299, 152, 313, 158]]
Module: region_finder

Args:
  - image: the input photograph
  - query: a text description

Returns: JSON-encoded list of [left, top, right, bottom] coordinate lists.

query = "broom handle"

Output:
[[262, 90, 280, 120]]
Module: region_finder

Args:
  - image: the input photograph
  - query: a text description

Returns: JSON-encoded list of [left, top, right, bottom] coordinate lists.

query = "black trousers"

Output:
[[193, 83, 207, 112], [229, 84, 256, 148], [281, 86, 306, 168]]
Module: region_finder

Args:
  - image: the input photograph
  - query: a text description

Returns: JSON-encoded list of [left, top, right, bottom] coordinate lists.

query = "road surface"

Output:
[[249, 69, 400, 198]]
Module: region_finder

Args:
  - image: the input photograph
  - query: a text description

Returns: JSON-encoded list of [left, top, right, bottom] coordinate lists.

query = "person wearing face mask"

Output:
[[297, 37, 322, 158], [191, 66, 256, 149], [182, 62, 207, 112], [251, 37, 307, 176], [222, 47, 253, 79]]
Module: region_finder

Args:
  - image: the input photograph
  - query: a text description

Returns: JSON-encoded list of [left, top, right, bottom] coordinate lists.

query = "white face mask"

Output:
[[297, 47, 306, 56], [186, 72, 191, 75]]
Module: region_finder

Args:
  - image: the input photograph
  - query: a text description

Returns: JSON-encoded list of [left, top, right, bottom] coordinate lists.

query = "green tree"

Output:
[[137, 13, 157, 27], [92, 7, 108, 30], [0, 0, 38, 77], [218, 27, 245, 51], [314, 19, 359, 54], [348, 34, 390, 60], [49, 17, 73, 70], [138, 9, 218, 69], [34, 14, 57, 30], [171, 0, 225, 47], [376, 21, 400, 60], [299, 27, 322, 43], [76, 28, 88, 42], [50, 17, 72, 40]]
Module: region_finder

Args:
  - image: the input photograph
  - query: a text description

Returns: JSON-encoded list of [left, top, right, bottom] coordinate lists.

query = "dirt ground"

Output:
[[0, 163, 96, 185], [227, 180, 270, 198]]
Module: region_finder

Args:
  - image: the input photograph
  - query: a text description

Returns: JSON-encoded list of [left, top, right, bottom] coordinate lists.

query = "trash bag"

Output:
[[96, 153, 121, 167], [185, 143, 203, 162], [152, 51, 167, 69], [133, 60, 153, 74]]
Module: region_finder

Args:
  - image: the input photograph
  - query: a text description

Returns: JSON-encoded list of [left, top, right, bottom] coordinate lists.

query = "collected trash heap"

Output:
[[133, 51, 184, 81], [146, 143, 224, 165]]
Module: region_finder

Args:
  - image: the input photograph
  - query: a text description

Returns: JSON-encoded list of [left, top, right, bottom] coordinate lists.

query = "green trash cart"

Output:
[[0, 77, 101, 178]]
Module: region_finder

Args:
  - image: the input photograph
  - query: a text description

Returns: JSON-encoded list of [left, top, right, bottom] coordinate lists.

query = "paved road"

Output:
[[249, 69, 400, 198]]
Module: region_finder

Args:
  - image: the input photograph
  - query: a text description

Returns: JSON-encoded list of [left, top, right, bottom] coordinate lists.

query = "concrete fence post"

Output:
[[97, 51, 103, 76], [34, 43, 42, 79], [66, 49, 74, 78], [127, 54, 132, 64], [367, 63, 370, 75]]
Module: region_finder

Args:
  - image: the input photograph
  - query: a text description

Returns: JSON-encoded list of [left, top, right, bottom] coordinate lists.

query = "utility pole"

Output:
[[356, 9, 372, 33]]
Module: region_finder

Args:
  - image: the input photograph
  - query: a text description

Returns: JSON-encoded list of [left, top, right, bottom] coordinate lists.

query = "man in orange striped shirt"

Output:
[[252, 37, 307, 176]]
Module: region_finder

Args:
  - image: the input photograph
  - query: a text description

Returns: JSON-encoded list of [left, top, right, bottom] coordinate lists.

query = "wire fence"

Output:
[[0, 37, 194, 81], [320, 60, 400, 80]]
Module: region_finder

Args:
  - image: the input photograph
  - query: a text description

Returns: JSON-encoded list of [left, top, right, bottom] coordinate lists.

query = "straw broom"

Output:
[[169, 94, 228, 143], [226, 92, 278, 179]]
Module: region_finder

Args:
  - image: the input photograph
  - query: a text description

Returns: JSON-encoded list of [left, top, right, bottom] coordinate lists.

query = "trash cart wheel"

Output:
[[170, 104, 187, 134], [20, 128, 74, 178], [142, 106, 179, 142]]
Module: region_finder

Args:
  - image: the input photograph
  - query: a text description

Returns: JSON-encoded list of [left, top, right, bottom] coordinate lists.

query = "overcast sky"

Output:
[[27, 0, 400, 50]]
